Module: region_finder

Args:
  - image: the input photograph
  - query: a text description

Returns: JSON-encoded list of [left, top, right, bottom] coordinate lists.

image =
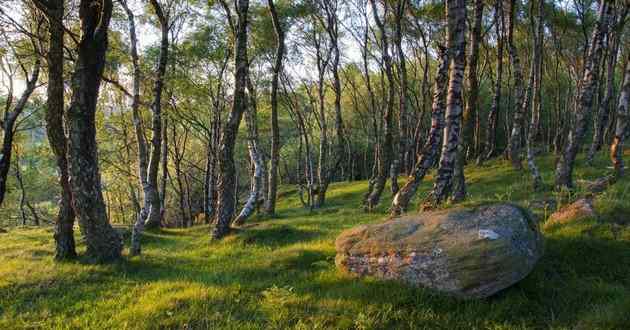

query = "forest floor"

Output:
[[1, 152, 630, 329]]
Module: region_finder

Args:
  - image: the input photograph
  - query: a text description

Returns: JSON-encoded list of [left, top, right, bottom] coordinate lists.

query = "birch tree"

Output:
[[213, 0, 250, 240], [424, 0, 467, 208], [555, 1, 613, 189], [391, 46, 448, 215]]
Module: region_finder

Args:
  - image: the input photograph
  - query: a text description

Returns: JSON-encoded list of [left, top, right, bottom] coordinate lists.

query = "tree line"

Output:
[[0, 0, 628, 261]]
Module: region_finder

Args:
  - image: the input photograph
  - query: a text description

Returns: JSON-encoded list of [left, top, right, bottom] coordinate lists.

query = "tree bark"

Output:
[[393, 0, 408, 189], [587, 7, 627, 164], [213, 0, 250, 240], [159, 117, 169, 222], [37, 0, 77, 259], [364, 0, 395, 211], [234, 76, 263, 225], [120, 0, 148, 252], [478, 0, 504, 164], [129, 0, 170, 255], [610, 53, 630, 177], [0, 59, 40, 207], [143, 0, 169, 230], [453, 0, 483, 201], [424, 0, 467, 208], [391, 46, 449, 216], [65, 0, 122, 261], [264, 0, 284, 216], [506, 0, 526, 170], [555, 1, 612, 189], [171, 124, 192, 227], [525, 0, 544, 189], [323, 0, 345, 200]]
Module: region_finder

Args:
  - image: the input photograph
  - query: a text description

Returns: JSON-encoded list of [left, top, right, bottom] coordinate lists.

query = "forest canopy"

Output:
[[1, 0, 630, 328]]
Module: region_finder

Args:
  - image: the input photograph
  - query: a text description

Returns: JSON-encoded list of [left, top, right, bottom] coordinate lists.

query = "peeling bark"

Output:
[[424, 0, 467, 208]]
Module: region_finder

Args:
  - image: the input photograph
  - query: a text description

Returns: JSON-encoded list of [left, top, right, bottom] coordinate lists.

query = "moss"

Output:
[[0, 153, 629, 329]]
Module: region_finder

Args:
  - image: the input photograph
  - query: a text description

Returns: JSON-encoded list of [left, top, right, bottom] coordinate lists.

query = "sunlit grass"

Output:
[[1, 152, 630, 329]]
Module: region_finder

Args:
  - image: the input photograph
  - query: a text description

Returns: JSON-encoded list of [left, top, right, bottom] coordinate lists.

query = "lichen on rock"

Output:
[[335, 204, 544, 299]]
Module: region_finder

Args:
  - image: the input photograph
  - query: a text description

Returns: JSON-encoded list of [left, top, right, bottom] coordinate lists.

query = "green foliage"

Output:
[[2, 152, 630, 329]]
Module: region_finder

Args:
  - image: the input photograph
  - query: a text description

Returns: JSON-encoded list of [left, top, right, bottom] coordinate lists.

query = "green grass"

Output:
[[2, 153, 630, 329]]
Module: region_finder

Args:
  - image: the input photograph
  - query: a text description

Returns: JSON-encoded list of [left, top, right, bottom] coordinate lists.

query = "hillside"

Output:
[[1, 153, 630, 329]]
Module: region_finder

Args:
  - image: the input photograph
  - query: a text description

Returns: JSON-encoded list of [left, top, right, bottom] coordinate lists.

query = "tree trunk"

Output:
[[364, 0, 395, 211], [129, 0, 170, 255], [424, 0, 467, 208], [14, 151, 28, 226], [453, 0, 483, 201], [264, 0, 284, 216], [0, 59, 40, 207], [121, 0, 148, 252], [610, 53, 630, 177], [65, 0, 122, 261], [506, 0, 526, 169], [325, 0, 345, 197], [38, 0, 77, 259], [203, 142, 214, 224], [478, 0, 504, 164], [159, 117, 169, 222], [391, 46, 449, 216], [525, 0, 544, 189], [213, 0, 250, 240], [393, 0, 408, 187], [171, 124, 191, 227], [555, 1, 612, 189], [587, 7, 627, 164], [143, 0, 169, 230], [312, 26, 330, 208], [234, 76, 263, 225]]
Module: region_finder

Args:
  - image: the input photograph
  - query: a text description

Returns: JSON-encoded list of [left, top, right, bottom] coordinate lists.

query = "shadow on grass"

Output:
[[235, 225, 323, 248], [3, 221, 630, 329]]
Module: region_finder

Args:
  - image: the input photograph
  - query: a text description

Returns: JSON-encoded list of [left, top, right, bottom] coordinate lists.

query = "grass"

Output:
[[1, 152, 630, 329]]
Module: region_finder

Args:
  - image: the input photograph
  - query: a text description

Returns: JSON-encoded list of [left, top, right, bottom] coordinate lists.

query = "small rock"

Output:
[[335, 204, 543, 299], [546, 198, 596, 227], [578, 176, 614, 194]]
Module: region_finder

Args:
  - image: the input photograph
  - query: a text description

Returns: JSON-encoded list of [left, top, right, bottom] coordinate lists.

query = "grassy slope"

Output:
[[1, 153, 630, 329]]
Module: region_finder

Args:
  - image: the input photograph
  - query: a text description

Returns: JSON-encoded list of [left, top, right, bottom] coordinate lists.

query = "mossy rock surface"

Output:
[[335, 203, 543, 299]]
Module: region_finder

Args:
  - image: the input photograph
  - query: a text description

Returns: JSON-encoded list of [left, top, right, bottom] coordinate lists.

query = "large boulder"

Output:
[[335, 204, 543, 299]]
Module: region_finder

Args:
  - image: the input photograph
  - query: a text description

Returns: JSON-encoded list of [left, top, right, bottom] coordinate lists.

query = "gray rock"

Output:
[[546, 198, 596, 227], [577, 176, 613, 194], [335, 204, 543, 299]]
